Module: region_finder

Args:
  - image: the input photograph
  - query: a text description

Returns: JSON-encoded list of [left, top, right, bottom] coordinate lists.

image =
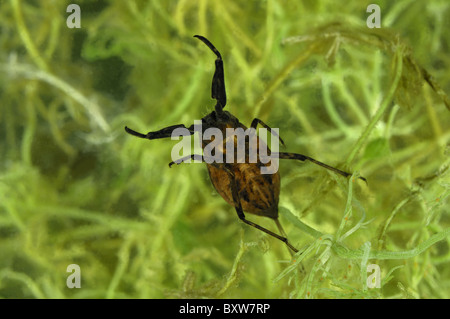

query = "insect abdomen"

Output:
[[207, 163, 280, 219]]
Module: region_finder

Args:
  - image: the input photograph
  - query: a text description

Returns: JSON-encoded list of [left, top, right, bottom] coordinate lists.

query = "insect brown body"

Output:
[[200, 111, 280, 219], [125, 35, 365, 254], [207, 158, 280, 219]]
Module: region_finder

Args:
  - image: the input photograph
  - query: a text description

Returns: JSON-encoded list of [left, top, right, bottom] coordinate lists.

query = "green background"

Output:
[[0, 0, 449, 298]]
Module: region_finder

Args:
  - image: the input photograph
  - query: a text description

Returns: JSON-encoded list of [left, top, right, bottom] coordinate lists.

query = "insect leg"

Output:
[[224, 168, 299, 253], [250, 118, 286, 147], [168, 154, 223, 168], [125, 123, 195, 140], [194, 35, 227, 112], [274, 152, 367, 183], [168, 154, 204, 167], [273, 218, 297, 257]]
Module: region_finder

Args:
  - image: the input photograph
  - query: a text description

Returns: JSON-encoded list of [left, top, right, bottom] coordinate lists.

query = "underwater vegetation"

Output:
[[0, 0, 449, 298]]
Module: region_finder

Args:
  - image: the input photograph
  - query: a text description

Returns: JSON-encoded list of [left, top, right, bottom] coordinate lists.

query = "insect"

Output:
[[125, 35, 366, 254]]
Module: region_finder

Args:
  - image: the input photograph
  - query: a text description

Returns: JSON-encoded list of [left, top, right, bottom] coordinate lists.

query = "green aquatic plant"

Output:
[[0, 0, 449, 299]]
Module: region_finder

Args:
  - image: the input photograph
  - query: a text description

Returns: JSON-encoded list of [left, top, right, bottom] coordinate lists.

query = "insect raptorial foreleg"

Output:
[[224, 167, 299, 254], [274, 152, 367, 183], [194, 35, 227, 112], [125, 124, 195, 140]]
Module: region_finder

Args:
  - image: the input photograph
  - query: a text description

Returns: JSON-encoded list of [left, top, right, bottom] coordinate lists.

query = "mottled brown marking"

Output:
[[206, 129, 280, 220]]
